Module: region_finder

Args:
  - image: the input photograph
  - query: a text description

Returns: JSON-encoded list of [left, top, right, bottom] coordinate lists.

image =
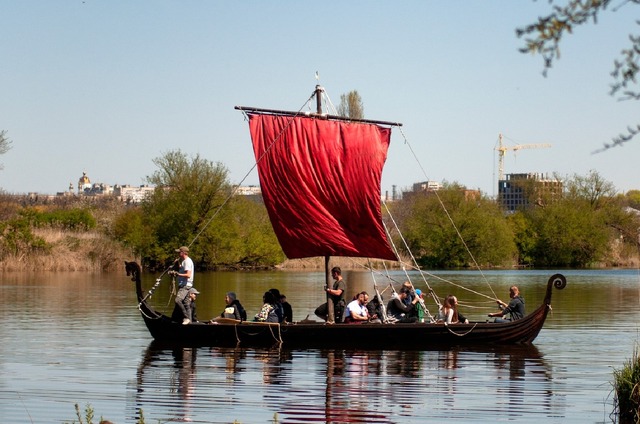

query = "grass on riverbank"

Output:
[[0, 228, 132, 272], [612, 344, 640, 423]]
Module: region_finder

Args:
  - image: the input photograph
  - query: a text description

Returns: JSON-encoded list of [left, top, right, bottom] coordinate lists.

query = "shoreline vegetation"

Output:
[[0, 226, 408, 272], [0, 225, 638, 272]]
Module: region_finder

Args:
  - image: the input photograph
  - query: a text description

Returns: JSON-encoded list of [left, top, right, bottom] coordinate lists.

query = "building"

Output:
[[235, 185, 262, 196], [113, 184, 155, 203], [401, 180, 480, 202], [77, 171, 91, 194], [498, 173, 563, 212]]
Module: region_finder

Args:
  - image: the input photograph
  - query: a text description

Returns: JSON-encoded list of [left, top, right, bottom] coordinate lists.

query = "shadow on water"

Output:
[[131, 341, 560, 423]]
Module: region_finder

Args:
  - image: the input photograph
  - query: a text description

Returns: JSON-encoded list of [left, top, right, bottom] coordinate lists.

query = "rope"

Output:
[[141, 90, 320, 314], [234, 324, 241, 343], [444, 322, 478, 337], [138, 305, 162, 320], [397, 126, 498, 301], [235, 323, 283, 344], [382, 202, 440, 310], [367, 258, 389, 322], [186, 90, 317, 252], [346, 251, 499, 304]]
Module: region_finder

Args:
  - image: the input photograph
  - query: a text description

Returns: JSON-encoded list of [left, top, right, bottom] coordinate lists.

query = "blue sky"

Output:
[[1, 1, 639, 197]]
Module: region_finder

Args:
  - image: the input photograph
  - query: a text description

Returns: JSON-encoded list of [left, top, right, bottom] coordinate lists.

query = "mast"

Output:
[[316, 85, 337, 324]]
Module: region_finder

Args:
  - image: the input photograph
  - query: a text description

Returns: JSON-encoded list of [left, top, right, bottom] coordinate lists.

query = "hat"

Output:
[[415, 289, 422, 296], [189, 288, 199, 295], [175, 246, 189, 253]]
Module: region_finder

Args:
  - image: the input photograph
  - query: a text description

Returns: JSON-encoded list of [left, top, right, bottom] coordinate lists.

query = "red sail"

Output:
[[248, 113, 398, 261]]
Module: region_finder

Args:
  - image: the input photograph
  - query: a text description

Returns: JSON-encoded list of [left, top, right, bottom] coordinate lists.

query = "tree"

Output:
[[112, 149, 284, 269], [143, 150, 232, 266], [337, 90, 364, 120], [392, 183, 517, 268], [622, 189, 640, 209], [0, 130, 12, 170], [517, 0, 640, 147], [519, 170, 639, 266]]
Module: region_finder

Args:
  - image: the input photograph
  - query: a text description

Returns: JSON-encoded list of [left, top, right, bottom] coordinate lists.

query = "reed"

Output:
[[612, 344, 640, 423], [0, 228, 131, 272], [65, 403, 146, 424]]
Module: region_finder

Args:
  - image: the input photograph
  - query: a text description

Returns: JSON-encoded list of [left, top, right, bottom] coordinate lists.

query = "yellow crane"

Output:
[[496, 133, 551, 181]]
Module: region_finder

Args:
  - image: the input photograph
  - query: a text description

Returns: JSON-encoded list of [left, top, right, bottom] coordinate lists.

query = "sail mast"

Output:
[[316, 85, 337, 324]]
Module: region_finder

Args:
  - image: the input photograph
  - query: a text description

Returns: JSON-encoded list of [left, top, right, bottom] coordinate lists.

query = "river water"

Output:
[[1, 268, 639, 423]]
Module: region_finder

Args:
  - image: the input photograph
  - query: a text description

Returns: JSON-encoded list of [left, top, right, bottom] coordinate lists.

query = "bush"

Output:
[[613, 344, 640, 423]]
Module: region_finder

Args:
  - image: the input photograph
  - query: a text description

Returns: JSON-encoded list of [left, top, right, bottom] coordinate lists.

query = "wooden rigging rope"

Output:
[[396, 126, 499, 301]]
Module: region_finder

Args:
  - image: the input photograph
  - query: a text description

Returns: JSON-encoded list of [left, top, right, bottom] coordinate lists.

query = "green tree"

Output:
[[201, 195, 284, 268], [507, 211, 537, 265], [526, 197, 610, 267], [337, 90, 364, 120], [143, 150, 232, 266], [522, 170, 639, 266], [112, 207, 154, 260], [623, 189, 640, 209], [112, 149, 284, 269], [392, 183, 517, 268], [517, 0, 640, 147]]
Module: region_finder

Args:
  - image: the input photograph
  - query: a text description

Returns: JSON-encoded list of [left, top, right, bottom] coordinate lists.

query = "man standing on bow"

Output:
[[171, 246, 195, 325]]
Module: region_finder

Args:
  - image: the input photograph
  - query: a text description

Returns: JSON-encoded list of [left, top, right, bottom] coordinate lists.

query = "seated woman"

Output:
[[254, 291, 279, 323], [437, 295, 468, 324], [437, 295, 455, 324]]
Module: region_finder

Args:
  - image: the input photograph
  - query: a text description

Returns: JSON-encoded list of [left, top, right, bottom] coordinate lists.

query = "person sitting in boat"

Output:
[[344, 291, 370, 324], [401, 281, 416, 308], [488, 286, 525, 322], [254, 291, 279, 323], [314, 266, 347, 323], [364, 293, 382, 323], [280, 294, 293, 323], [187, 287, 199, 323], [220, 291, 247, 321], [415, 289, 425, 322], [437, 295, 461, 324], [169, 246, 195, 325], [451, 295, 469, 324], [387, 287, 419, 323], [269, 288, 284, 323]]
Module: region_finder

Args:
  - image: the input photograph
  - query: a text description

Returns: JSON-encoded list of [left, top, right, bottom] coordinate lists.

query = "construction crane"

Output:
[[496, 133, 551, 181]]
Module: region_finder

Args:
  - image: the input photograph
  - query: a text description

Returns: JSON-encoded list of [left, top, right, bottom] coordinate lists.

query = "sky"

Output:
[[1, 1, 639, 198]]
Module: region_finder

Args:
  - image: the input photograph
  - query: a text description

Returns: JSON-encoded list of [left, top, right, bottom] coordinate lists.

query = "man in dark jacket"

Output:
[[387, 287, 419, 323], [488, 286, 525, 322]]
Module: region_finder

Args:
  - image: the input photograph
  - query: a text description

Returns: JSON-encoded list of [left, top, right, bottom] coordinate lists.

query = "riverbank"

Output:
[[0, 228, 131, 272], [2, 227, 638, 272]]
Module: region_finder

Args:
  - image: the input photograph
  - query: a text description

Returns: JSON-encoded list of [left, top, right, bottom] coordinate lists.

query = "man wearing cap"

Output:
[[187, 287, 199, 323], [172, 246, 195, 325]]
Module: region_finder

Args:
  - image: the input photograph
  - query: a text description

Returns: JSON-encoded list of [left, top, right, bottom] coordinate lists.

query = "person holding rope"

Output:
[[488, 285, 525, 322], [169, 246, 195, 325], [314, 266, 347, 323], [387, 287, 419, 323]]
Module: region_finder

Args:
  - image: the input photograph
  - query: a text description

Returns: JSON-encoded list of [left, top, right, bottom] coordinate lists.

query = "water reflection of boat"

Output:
[[126, 84, 566, 349], [133, 342, 560, 423]]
